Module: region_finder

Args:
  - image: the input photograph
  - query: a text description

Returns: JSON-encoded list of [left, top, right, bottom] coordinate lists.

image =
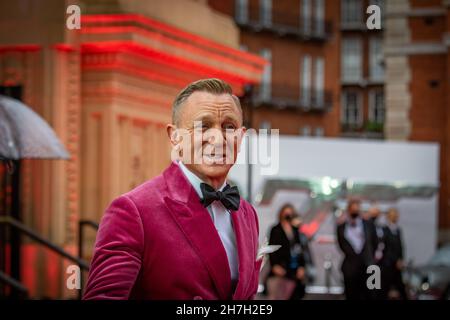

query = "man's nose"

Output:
[[206, 128, 225, 146]]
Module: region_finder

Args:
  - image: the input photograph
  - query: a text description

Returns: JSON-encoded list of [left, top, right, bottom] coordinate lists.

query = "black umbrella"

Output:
[[0, 95, 69, 160]]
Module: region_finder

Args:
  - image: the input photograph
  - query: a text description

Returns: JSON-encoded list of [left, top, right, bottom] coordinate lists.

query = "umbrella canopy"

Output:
[[0, 95, 70, 160]]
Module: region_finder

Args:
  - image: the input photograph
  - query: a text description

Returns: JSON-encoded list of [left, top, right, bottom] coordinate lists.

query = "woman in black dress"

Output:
[[268, 204, 313, 300]]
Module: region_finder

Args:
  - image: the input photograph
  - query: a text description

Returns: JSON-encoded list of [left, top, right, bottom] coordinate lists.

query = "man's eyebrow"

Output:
[[189, 114, 215, 127], [192, 113, 214, 122], [221, 108, 242, 122], [222, 114, 240, 123]]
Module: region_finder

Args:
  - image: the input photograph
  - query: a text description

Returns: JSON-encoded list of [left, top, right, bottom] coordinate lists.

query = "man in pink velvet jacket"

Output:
[[83, 79, 262, 300]]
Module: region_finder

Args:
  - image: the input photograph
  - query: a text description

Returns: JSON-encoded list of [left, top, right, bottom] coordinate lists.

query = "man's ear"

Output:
[[166, 124, 178, 146]]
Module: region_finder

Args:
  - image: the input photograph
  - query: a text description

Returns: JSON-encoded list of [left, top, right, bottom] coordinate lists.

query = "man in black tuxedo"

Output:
[[336, 199, 378, 300], [383, 208, 407, 299]]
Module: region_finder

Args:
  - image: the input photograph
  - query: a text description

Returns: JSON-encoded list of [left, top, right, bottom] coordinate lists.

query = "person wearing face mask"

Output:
[[267, 204, 310, 300], [336, 199, 378, 300]]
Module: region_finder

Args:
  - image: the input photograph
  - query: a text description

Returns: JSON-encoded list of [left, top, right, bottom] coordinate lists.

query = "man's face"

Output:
[[171, 91, 245, 181], [348, 202, 360, 218], [388, 210, 399, 223], [369, 207, 380, 219]]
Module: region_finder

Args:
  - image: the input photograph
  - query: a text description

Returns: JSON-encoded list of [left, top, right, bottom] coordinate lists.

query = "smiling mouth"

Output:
[[202, 153, 228, 164]]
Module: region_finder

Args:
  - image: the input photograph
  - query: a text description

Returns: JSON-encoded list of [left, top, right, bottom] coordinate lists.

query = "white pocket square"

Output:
[[257, 244, 281, 261]]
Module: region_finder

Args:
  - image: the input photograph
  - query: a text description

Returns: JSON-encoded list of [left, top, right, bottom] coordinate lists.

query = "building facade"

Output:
[[210, 0, 449, 242], [0, 0, 264, 298], [209, 0, 342, 137], [384, 0, 450, 241], [340, 0, 385, 139]]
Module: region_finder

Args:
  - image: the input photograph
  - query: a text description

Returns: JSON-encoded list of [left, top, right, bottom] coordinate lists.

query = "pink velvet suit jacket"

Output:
[[83, 162, 261, 300]]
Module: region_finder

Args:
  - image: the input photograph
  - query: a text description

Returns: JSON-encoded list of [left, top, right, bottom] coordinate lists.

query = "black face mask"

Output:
[[284, 215, 293, 222], [349, 212, 359, 219]]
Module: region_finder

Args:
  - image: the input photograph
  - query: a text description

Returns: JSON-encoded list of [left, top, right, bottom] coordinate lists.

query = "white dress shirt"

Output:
[[178, 161, 239, 284], [344, 217, 365, 254]]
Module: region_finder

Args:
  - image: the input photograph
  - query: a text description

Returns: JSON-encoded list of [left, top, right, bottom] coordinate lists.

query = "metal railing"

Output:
[[78, 219, 99, 300], [0, 216, 90, 270], [235, 7, 332, 40], [78, 220, 99, 261], [0, 270, 28, 299], [0, 216, 90, 299], [252, 85, 333, 111]]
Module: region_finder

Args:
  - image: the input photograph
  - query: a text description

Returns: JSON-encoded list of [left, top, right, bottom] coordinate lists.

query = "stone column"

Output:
[[384, 0, 412, 140]]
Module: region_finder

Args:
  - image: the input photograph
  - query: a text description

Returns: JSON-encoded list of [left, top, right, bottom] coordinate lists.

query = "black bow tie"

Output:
[[200, 183, 240, 211]]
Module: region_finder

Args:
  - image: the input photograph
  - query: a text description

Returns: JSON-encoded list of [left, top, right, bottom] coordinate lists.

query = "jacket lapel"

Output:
[[230, 206, 253, 300], [163, 162, 232, 299]]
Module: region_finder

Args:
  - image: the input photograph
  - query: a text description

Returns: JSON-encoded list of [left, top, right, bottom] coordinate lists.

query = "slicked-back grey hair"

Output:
[[172, 78, 242, 125]]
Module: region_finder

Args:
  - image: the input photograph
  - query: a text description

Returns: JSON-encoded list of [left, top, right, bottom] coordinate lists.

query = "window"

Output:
[[300, 55, 312, 106], [314, 57, 325, 107], [235, 0, 248, 24], [369, 37, 384, 81], [301, 0, 311, 35], [369, 90, 384, 124], [301, 126, 311, 136], [341, 0, 363, 27], [341, 90, 362, 126], [313, 0, 324, 36], [259, 48, 272, 101], [342, 37, 362, 82], [260, 0, 272, 27]]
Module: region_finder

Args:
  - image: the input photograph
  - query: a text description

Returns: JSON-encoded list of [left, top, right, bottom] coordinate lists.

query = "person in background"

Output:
[[267, 204, 311, 300], [383, 208, 408, 300], [336, 199, 378, 300], [290, 212, 315, 298], [366, 205, 388, 299]]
